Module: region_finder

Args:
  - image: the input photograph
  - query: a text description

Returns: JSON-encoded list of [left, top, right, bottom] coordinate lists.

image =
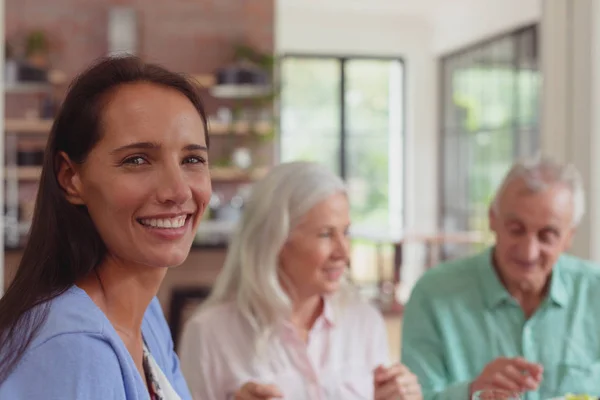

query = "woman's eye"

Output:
[[184, 156, 207, 165], [123, 156, 147, 165]]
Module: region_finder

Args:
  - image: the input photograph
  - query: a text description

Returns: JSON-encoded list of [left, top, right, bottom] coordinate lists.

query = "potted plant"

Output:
[[25, 30, 50, 68]]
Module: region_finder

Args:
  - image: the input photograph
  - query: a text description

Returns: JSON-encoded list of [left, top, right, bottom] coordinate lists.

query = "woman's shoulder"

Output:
[[179, 301, 247, 362], [17, 286, 130, 366], [2, 287, 128, 396], [31, 285, 111, 345], [1, 327, 127, 397]]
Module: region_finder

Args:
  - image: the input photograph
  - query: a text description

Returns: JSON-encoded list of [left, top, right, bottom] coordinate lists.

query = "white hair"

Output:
[[202, 161, 354, 345], [491, 154, 585, 226]]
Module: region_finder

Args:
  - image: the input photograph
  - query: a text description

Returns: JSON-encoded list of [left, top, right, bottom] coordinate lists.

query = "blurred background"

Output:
[[1, 0, 597, 359]]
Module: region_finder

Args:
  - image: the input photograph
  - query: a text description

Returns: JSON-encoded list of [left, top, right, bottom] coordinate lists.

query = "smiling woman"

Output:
[[0, 56, 211, 399], [179, 161, 423, 400], [58, 81, 211, 269]]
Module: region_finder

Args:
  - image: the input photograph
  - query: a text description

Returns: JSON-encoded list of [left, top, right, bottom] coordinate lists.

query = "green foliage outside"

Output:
[[449, 66, 540, 247], [280, 58, 402, 229]]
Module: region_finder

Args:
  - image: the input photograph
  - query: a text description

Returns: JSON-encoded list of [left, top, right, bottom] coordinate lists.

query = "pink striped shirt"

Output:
[[179, 297, 390, 400]]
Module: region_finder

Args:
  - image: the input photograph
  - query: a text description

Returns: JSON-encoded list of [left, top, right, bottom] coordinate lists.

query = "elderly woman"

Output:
[[179, 161, 422, 400]]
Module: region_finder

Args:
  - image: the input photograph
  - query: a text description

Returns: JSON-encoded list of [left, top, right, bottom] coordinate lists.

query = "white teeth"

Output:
[[139, 216, 187, 229]]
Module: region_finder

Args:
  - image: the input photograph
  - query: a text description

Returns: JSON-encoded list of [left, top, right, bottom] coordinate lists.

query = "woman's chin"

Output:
[[142, 245, 192, 269], [321, 280, 342, 295]]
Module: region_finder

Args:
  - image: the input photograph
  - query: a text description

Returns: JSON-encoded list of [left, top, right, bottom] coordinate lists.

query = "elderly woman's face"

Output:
[[59, 82, 211, 269], [279, 192, 351, 299]]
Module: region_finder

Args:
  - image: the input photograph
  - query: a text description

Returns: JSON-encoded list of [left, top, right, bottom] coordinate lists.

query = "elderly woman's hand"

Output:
[[234, 381, 283, 400], [374, 363, 423, 400]]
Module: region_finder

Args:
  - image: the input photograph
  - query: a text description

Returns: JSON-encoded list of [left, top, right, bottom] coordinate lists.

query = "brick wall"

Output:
[[5, 0, 276, 167], [6, 0, 274, 79]]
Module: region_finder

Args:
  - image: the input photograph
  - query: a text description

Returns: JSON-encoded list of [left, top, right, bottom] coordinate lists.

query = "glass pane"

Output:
[[279, 133, 340, 174], [344, 59, 403, 235], [515, 27, 540, 154], [517, 70, 540, 129], [443, 133, 464, 210], [440, 26, 540, 260], [279, 57, 341, 173], [345, 60, 403, 134], [346, 135, 391, 228], [453, 54, 480, 133]]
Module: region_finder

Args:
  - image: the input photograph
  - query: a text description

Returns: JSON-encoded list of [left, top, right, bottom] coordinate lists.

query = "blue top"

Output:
[[402, 248, 600, 400], [0, 286, 192, 400]]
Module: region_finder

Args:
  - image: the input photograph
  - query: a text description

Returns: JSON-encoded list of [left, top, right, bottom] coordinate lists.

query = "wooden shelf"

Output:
[[190, 74, 273, 100], [209, 120, 272, 136], [5, 83, 52, 94], [210, 84, 272, 99], [5, 166, 42, 181], [5, 70, 67, 94], [47, 70, 68, 86], [191, 74, 215, 88], [5, 119, 53, 134]]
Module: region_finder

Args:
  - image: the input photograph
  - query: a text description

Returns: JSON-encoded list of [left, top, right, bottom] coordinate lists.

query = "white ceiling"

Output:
[[277, 0, 541, 54]]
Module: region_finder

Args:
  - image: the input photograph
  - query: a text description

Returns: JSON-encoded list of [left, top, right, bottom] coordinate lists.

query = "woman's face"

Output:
[[278, 192, 351, 299], [59, 82, 211, 269]]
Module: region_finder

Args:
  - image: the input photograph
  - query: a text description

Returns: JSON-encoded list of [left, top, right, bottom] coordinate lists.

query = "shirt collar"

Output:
[[281, 296, 336, 335], [548, 258, 568, 307], [479, 248, 512, 309], [320, 295, 336, 327], [480, 247, 568, 309]]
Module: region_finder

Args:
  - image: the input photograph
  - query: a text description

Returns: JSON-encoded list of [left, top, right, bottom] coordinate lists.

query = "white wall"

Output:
[[540, 0, 600, 262], [433, 0, 542, 55], [276, 3, 438, 294]]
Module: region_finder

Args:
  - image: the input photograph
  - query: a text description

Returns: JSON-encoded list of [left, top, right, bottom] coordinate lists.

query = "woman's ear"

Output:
[[56, 151, 85, 205]]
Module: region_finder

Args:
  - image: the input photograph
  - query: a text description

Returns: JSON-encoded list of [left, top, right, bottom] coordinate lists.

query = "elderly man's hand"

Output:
[[470, 357, 543, 396]]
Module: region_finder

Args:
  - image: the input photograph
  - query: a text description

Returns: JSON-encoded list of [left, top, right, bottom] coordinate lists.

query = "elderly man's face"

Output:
[[489, 178, 575, 293]]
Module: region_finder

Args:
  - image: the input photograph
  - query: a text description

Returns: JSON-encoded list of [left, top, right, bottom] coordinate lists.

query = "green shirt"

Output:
[[401, 248, 600, 400]]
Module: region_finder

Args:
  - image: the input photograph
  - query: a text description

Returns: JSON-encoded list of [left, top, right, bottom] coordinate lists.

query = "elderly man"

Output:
[[402, 156, 600, 400]]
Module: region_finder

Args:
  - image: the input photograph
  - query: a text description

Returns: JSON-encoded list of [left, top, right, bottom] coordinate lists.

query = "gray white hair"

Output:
[[491, 154, 585, 227], [202, 161, 353, 341]]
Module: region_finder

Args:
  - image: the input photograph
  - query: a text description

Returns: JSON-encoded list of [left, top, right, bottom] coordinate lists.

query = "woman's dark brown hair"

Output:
[[0, 55, 209, 381]]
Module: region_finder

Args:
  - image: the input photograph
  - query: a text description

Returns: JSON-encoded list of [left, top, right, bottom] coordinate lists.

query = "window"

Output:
[[279, 56, 404, 283], [440, 26, 540, 258]]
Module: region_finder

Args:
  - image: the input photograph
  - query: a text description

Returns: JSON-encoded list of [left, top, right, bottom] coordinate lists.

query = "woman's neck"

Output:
[[78, 256, 167, 336], [290, 295, 323, 333]]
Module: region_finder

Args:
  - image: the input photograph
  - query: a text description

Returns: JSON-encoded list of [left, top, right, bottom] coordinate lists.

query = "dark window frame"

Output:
[[278, 54, 408, 228]]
